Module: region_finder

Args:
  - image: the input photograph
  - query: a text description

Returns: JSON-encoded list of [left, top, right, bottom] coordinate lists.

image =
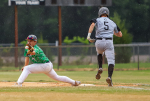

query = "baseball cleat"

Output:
[[95, 68, 103, 80], [106, 77, 113, 87], [72, 81, 81, 86], [12, 83, 22, 87]]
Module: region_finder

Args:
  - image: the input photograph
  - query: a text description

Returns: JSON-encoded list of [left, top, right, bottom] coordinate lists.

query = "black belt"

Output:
[[46, 61, 50, 63], [96, 38, 112, 40]]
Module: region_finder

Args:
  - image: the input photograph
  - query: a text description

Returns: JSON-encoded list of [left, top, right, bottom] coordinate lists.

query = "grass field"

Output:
[[0, 69, 150, 101], [1, 62, 150, 71]]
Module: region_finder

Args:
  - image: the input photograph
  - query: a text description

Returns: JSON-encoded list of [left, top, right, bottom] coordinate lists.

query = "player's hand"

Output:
[[114, 31, 122, 37], [89, 39, 96, 43], [26, 44, 34, 55], [21, 66, 25, 71], [87, 37, 96, 43], [27, 50, 32, 55], [30, 47, 34, 52]]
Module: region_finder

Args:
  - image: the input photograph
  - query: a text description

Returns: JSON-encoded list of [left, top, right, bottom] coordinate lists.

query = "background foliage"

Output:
[[0, 0, 150, 43]]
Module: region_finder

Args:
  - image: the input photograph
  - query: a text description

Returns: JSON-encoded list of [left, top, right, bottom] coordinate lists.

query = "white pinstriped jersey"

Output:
[[91, 17, 120, 38]]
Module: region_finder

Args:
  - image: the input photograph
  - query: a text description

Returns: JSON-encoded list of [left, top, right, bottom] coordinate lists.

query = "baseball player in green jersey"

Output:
[[16, 35, 81, 86]]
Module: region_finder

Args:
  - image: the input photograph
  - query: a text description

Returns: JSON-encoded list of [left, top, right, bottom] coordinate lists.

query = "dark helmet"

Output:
[[98, 7, 109, 17], [26, 35, 37, 41]]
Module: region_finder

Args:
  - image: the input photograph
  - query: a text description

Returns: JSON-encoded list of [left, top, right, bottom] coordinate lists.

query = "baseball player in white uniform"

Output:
[[87, 7, 122, 86], [15, 35, 81, 86]]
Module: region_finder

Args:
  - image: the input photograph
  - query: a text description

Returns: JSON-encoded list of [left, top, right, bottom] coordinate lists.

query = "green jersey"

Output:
[[24, 45, 49, 63]]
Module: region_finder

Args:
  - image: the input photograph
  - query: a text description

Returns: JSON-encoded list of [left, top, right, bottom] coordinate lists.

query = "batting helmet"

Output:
[[98, 7, 109, 17], [26, 35, 37, 41]]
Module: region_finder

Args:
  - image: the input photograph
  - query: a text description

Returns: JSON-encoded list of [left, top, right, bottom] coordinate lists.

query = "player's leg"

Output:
[[98, 54, 103, 68], [105, 50, 115, 79], [95, 40, 105, 80], [17, 65, 32, 85], [45, 63, 80, 86], [108, 64, 114, 79], [105, 47, 115, 86], [17, 63, 52, 85], [96, 54, 103, 80]]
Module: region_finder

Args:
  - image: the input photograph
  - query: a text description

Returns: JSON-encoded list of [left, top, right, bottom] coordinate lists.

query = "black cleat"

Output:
[[106, 77, 113, 87], [95, 68, 103, 80]]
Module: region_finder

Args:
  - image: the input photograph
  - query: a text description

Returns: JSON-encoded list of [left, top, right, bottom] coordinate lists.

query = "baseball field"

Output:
[[0, 64, 150, 101]]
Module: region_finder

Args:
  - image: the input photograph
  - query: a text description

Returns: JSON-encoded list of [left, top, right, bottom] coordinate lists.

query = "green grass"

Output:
[[0, 70, 150, 84], [54, 62, 150, 70], [0, 86, 150, 94], [0, 62, 150, 71], [0, 70, 150, 101]]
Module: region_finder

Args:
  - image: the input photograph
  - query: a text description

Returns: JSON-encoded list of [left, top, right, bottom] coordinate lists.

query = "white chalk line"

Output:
[[79, 84, 95, 87], [117, 86, 150, 90]]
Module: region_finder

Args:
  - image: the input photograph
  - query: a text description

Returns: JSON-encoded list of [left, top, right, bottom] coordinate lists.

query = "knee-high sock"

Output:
[[45, 69, 75, 85], [97, 54, 102, 68], [108, 64, 114, 78]]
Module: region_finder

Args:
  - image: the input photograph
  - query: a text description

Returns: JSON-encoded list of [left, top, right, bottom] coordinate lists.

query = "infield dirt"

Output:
[[0, 82, 140, 87]]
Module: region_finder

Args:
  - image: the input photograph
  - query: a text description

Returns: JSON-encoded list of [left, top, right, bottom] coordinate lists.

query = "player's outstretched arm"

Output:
[[22, 57, 29, 71], [114, 31, 122, 37]]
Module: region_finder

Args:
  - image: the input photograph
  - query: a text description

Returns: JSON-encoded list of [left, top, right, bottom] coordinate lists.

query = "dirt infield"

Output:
[[0, 82, 140, 87], [0, 82, 71, 87]]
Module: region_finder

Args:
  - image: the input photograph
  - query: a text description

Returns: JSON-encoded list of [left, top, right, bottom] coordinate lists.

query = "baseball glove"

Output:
[[89, 39, 96, 43], [26, 44, 34, 55]]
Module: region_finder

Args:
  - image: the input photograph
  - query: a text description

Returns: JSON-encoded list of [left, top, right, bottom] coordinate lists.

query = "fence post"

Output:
[[132, 46, 135, 63], [137, 45, 139, 70], [57, 46, 59, 70], [14, 6, 18, 67], [149, 46, 150, 62], [90, 46, 92, 64]]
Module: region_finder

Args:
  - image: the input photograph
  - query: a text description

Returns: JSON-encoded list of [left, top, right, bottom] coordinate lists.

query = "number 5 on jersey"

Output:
[[104, 21, 109, 30]]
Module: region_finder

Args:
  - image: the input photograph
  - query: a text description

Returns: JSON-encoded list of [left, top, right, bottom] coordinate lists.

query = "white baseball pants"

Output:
[[95, 39, 115, 65], [17, 62, 75, 85]]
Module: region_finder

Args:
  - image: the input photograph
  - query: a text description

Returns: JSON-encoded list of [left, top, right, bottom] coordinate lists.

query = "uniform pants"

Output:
[[17, 62, 75, 85], [95, 39, 115, 65]]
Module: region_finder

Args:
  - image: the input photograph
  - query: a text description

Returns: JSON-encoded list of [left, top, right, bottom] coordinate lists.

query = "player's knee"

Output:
[[98, 54, 102, 58], [108, 64, 114, 71], [24, 66, 30, 71], [52, 76, 60, 81], [107, 59, 115, 66]]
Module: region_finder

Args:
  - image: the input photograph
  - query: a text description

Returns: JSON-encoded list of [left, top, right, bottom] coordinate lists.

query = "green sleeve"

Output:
[[34, 48, 40, 55], [24, 49, 28, 57]]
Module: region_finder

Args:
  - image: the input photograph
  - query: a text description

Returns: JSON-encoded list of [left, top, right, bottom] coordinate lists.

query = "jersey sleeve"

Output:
[[34, 48, 40, 55], [90, 18, 97, 24], [24, 49, 28, 57], [114, 24, 121, 33]]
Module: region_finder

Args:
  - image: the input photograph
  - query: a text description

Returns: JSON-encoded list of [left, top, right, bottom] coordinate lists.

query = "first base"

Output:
[[79, 84, 95, 87]]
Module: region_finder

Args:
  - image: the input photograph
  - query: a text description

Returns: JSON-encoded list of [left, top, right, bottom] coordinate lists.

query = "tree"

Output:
[[110, 12, 133, 63], [62, 7, 98, 40], [1, 0, 150, 43], [111, 0, 150, 42], [110, 12, 132, 44]]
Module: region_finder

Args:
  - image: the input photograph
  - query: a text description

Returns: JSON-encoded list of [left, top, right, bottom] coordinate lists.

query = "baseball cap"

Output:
[[26, 35, 37, 41]]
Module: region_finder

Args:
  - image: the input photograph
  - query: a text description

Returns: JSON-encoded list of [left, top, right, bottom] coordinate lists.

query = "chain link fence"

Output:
[[0, 43, 150, 70]]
